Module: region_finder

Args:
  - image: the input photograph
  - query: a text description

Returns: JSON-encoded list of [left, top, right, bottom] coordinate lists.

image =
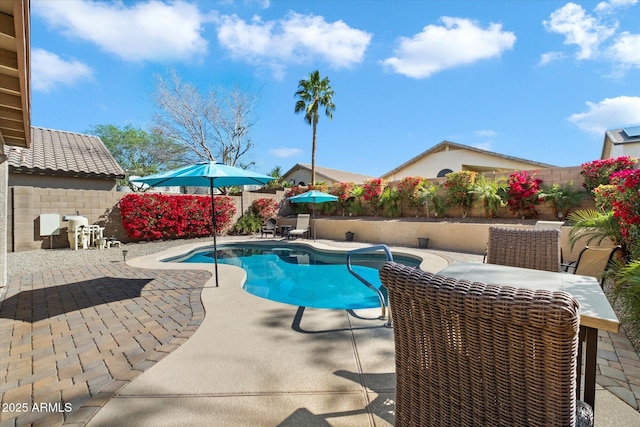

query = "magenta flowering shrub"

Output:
[[581, 156, 637, 193], [507, 171, 542, 219]]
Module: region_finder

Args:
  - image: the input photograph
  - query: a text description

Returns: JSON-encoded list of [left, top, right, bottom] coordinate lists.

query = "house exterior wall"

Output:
[[385, 147, 551, 181], [9, 174, 118, 191], [282, 170, 336, 186], [609, 143, 640, 159]]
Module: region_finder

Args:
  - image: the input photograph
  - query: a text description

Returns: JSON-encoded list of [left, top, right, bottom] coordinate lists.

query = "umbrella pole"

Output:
[[210, 180, 219, 287]]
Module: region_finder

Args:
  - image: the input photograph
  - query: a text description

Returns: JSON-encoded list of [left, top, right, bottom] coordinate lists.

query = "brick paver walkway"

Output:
[[0, 263, 210, 426]]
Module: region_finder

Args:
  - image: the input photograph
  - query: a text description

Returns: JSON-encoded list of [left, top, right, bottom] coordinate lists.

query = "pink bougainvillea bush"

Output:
[[581, 156, 637, 193], [507, 171, 542, 219], [120, 193, 236, 241]]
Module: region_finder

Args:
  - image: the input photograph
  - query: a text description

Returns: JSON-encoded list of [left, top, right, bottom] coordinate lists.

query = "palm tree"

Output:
[[294, 70, 335, 186]]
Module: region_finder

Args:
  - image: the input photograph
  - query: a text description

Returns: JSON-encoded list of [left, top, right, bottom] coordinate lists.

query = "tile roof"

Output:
[[381, 140, 556, 179], [283, 163, 376, 184], [4, 127, 125, 179]]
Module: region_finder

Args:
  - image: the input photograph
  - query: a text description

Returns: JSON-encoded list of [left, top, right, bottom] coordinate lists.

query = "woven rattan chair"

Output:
[[486, 226, 561, 272], [380, 261, 593, 427]]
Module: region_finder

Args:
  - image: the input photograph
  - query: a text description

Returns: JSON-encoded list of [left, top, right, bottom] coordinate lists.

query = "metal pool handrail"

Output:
[[346, 245, 393, 327]]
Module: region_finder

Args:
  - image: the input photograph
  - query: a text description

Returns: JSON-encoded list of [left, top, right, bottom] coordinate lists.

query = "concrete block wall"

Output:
[[8, 186, 124, 251], [7, 187, 288, 252]]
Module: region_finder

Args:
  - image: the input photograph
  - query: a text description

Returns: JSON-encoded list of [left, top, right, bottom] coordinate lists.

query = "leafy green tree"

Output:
[[89, 124, 187, 190], [294, 70, 335, 186]]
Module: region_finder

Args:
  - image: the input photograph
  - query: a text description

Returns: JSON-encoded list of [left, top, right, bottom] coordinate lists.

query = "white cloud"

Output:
[[609, 32, 640, 67], [215, 12, 372, 78], [270, 147, 303, 158], [544, 1, 640, 71], [31, 48, 93, 92], [380, 17, 516, 79], [538, 51, 565, 66], [543, 3, 616, 60], [32, 0, 208, 62], [569, 96, 640, 134], [595, 0, 638, 13]]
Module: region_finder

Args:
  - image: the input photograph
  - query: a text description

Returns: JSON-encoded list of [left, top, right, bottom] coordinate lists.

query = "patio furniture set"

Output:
[[380, 225, 620, 426]]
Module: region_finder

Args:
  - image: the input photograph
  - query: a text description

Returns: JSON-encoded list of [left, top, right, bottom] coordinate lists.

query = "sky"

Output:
[[30, 0, 640, 178]]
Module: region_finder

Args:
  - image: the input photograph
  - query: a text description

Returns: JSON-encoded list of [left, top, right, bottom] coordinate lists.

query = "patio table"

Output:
[[437, 261, 620, 411]]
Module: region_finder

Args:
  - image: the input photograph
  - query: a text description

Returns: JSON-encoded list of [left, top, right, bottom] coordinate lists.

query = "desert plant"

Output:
[[444, 171, 477, 218], [232, 213, 263, 235], [472, 176, 507, 218], [506, 171, 542, 219], [539, 181, 585, 220], [612, 259, 640, 333], [567, 209, 624, 252], [381, 186, 401, 217], [347, 185, 365, 216], [417, 182, 445, 218]]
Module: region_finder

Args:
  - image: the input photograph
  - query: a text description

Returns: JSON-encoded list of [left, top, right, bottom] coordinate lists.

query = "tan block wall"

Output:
[[7, 187, 288, 252], [6, 164, 595, 253], [313, 218, 585, 261], [8, 186, 125, 251]]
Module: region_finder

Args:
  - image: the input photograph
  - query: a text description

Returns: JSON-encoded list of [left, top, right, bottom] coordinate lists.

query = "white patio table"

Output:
[[437, 261, 620, 411]]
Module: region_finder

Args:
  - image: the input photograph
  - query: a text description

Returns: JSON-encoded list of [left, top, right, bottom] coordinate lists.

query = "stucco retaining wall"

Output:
[[307, 218, 583, 261]]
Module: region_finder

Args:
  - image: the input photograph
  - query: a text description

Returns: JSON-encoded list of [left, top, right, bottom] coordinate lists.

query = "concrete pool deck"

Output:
[[86, 239, 640, 426], [2, 237, 640, 426]]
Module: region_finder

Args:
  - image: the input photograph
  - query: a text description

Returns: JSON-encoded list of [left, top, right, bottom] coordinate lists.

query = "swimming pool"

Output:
[[170, 243, 421, 309]]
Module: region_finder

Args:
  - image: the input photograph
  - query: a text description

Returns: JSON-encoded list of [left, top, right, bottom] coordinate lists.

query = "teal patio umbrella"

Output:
[[288, 190, 338, 241], [131, 161, 275, 286]]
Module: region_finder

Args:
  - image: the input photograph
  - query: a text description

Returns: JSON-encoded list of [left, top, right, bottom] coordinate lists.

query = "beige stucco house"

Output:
[[282, 163, 375, 186], [601, 126, 640, 159], [0, 0, 30, 284], [381, 141, 555, 182]]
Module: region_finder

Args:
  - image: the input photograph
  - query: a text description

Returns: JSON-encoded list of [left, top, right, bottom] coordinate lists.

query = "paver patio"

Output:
[[1, 238, 640, 426]]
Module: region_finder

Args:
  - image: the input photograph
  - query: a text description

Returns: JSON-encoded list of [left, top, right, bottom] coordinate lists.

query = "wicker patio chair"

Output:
[[379, 261, 593, 427], [486, 226, 561, 272]]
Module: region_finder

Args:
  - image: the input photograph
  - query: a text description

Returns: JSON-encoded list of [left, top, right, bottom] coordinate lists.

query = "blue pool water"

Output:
[[175, 244, 420, 309]]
